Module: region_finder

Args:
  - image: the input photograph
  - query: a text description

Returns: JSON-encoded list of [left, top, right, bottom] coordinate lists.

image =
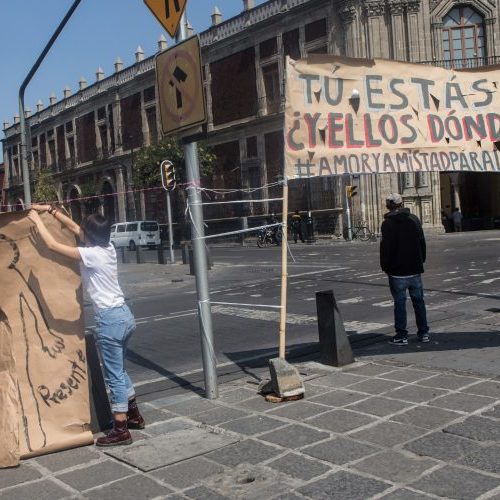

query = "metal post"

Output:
[[166, 191, 175, 263], [346, 186, 353, 241], [305, 177, 315, 243], [177, 15, 218, 399], [18, 0, 82, 209]]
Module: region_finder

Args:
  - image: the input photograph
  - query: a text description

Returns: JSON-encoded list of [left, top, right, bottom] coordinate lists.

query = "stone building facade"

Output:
[[2, 0, 499, 233]]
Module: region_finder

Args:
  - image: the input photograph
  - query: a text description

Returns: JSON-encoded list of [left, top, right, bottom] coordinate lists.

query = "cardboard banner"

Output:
[[0, 211, 93, 468], [285, 56, 500, 178]]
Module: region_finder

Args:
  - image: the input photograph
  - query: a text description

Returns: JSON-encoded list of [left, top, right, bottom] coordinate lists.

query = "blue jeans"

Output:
[[389, 275, 429, 338], [94, 304, 136, 413]]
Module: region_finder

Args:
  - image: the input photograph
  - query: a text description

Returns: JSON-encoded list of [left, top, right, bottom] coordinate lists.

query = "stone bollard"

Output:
[[157, 246, 168, 264], [182, 242, 190, 265], [316, 289, 354, 367], [189, 247, 212, 275], [119, 246, 127, 264], [240, 216, 248, 246], [136, 246, 145, 264]]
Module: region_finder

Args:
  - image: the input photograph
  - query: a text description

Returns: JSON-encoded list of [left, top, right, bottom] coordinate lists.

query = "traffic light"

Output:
[[160, 160, 176, 191], [346, 185, 358, 198]]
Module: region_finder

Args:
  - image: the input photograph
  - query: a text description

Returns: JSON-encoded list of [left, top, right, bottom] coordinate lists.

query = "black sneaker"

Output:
[[417, 333, 430, 343], [389, 336, 408, 346]]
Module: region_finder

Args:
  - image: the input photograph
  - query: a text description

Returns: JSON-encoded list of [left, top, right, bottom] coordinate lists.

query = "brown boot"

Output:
[[127, 398, 145, 429], [96, 419, 132, 447]]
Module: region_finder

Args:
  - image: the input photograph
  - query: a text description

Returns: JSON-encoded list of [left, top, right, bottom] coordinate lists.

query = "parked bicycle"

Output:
[[330, 216, 374, 241], [257, 226, 282, 247], [351, 220, 374, 241]]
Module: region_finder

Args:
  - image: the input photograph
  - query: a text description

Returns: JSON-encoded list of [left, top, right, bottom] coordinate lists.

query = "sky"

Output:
[[0, 0, 265, 158]]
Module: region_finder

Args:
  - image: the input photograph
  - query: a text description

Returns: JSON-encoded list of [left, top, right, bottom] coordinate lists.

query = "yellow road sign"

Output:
[[144, 0, 187, 37], [156, 35, 207, 135]]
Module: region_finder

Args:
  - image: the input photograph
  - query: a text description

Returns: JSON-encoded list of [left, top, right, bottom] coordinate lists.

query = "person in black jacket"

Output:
[[380, 193, 430, 345]]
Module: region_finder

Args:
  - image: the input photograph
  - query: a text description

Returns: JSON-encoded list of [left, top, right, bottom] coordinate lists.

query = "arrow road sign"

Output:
[[144, 0, 187, 37], [156, 35, 206, 135]]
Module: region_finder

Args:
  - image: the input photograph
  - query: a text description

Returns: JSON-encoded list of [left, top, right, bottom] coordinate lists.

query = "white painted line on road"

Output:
[[304, 297, 315, 301], [290, 280, 310, 285], [480, 277, 500, 284], [169, 309, 197, 315], [137, 312, 197, 324], [427, 295, 479, 310], [289, 267, 348, 278], [486, 270, 500, 274], [250, 294, 262, 298], [339, 296, 365, 304], [358, 273, 383, 278], [443, 277, 462, 282], [372, 300, 393, 308], [211, 305, 388, 333]]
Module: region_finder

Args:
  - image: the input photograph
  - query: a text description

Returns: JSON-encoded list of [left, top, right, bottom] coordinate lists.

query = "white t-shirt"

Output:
[[78, 244, 125, 311]]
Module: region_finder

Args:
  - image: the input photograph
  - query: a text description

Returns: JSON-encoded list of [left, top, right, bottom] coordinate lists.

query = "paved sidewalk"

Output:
[[3, 359, 500, 499]]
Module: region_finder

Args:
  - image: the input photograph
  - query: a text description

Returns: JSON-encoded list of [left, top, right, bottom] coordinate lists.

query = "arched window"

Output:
[[442, 6, 485, 68]]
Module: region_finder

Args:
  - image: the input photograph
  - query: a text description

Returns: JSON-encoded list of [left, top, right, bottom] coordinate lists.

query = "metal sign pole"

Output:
[[166, 191, 175, 263], [176, 14, 218, 399], [18, 0, 81, 209]]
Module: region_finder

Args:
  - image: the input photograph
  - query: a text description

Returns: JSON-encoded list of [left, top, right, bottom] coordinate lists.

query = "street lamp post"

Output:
[[18, 0, 82, 209]]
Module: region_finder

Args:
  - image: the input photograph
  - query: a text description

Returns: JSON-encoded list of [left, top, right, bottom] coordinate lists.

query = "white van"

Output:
[[110, 221, 160, 250]]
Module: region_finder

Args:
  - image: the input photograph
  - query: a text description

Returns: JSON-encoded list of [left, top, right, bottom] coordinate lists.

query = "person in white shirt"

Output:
[[28, 204, 144, 447]]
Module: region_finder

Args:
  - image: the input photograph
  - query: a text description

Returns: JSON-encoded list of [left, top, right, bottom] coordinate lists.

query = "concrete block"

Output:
[[391, 406, 462, 429], [56, 460, 132, 491], [459, 444, 500, 474], [203, 463, 302, 500], [259, 423, 329, 449], [351, 421, 426, 447], [308, 409, 376, 433], [219, 415, 284, 436], [206, 439, 281, 466], [444, 415, 500, 442], [89, 475, 173, 499], [104, 428, 239, 472], [297, 470, 390, 499], [35, 446, 99, 472], [151, 457, 224, 489], [405, 431, 484, 461], [268, 358, 305, 398], [303, 437, 379, 465], [353, 450, 436, 483], [411, 465, 498, 499], [0, 479, 70, 500], [268, 452, 331, 481]]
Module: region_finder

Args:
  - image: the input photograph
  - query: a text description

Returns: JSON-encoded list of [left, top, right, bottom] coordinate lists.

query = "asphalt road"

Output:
[[85, 230, 500, 399]]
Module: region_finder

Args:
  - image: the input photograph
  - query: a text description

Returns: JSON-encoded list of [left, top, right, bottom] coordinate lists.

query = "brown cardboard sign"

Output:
[[0, 211, 92, 467], [285, 56, 500, 178]]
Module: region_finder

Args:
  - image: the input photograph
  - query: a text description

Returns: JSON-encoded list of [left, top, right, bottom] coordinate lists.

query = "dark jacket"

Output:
[[380, 208, 426, 276]]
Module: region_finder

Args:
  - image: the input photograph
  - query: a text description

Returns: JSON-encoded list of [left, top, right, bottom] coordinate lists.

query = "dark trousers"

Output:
[[388, 275, 429, 338]]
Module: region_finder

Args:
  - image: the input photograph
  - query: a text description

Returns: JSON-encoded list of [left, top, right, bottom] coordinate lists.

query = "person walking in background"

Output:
[[28, 204, 145, 447], [290, 210, 304, 243], [452, 208, 463, 232], [380, 193, 430, 346]]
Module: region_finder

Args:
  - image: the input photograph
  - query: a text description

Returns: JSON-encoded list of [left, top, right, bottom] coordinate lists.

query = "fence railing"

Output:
[[419, 56, 500, 69]]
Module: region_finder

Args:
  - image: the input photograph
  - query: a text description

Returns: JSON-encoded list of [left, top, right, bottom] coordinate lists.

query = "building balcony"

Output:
[[419, 55, 500, 69]]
